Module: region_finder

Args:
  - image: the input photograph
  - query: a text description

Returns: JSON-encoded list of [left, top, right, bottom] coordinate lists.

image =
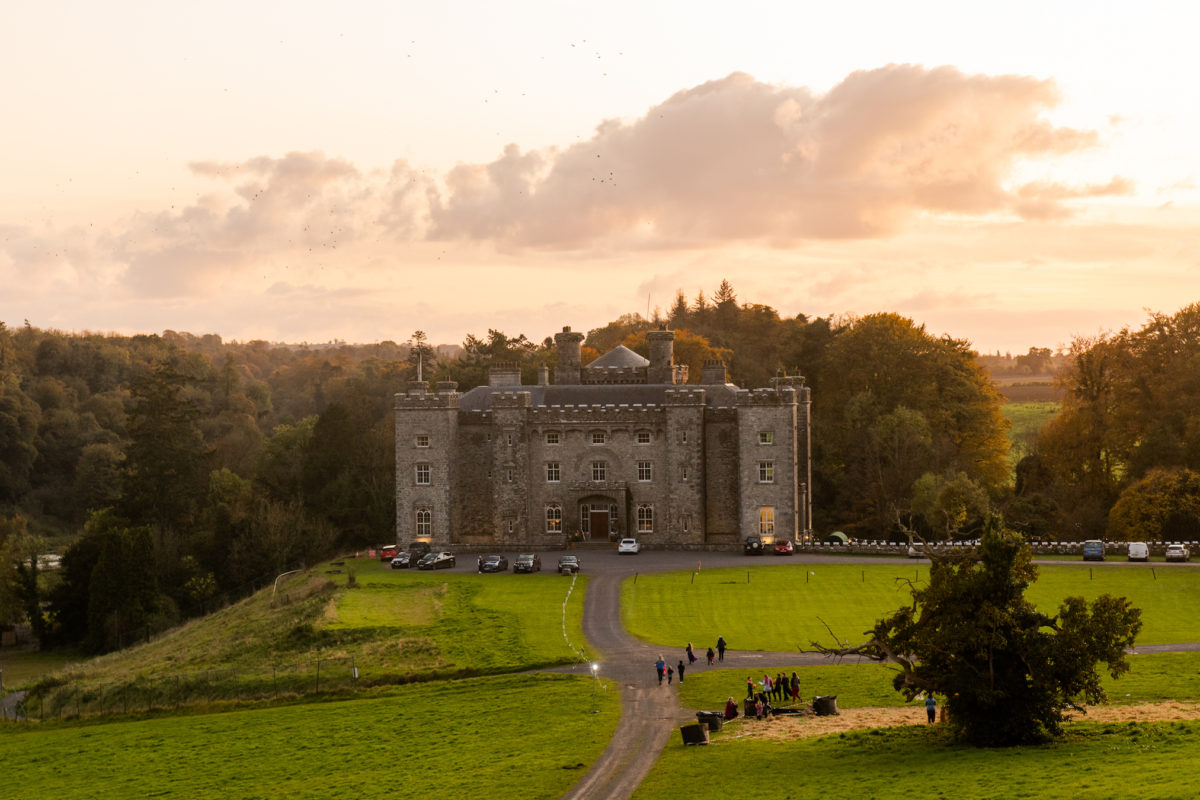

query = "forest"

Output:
[[2, 284, 1198, 653]]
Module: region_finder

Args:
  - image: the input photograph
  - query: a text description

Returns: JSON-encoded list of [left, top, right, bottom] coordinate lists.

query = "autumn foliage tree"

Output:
[[814, 519, 1142, 746]]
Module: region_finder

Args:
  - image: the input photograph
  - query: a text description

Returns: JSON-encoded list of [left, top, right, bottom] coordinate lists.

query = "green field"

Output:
[[23, 563, 590, 712], [1003, 399, 1059, 465], [622, 563, 1200, 652], [633, 722, 1200, 800], [2, 672, 620, 800], [676, 651, 1200, 712]]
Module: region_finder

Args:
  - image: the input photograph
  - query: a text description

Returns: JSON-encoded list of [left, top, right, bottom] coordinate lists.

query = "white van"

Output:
[[1127, 542, 1149, 562]]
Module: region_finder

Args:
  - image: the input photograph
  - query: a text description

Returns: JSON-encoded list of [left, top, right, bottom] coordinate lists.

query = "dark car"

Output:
[[407, 541, 432, 557], [478, 554, 509, 573], [390, 552, 414, 569], [744, 536, 766, 555], [557, 555, 581, 574], [513, 553, 542, 573], [417, 551, 456, 570], [1082, 540, 1105, 561], [772, 540, 794, 555]]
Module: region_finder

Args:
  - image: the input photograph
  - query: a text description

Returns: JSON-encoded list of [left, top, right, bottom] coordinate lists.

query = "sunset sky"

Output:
[[3, 1, 1198, 354]]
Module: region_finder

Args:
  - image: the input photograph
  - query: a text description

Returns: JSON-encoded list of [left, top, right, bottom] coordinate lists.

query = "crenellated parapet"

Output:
[[581, 365, 648, 384], [491, 391, 533, 409], [663, 387, 707, 406], [735, 386, 798, 407]]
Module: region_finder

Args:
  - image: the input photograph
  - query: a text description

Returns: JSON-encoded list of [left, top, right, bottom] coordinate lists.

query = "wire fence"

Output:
[[3, 656, 358, 723]]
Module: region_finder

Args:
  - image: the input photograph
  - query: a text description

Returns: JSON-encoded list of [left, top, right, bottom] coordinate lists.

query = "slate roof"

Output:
[[457, 382, 741, 412], [586, 344, 649, 369]]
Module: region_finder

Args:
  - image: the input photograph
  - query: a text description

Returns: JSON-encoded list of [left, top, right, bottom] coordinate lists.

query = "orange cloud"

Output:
[[428, 65, 1108, 248]]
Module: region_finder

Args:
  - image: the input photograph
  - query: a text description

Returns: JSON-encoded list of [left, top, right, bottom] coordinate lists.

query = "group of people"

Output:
[[655, 637, 729, 686]]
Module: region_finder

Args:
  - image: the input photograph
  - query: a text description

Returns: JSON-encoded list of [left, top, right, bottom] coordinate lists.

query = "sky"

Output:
[[3, 1, 1199, 355]]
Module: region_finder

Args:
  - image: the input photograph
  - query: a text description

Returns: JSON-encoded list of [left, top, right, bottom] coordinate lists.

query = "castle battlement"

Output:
[[735, 387, 797, 407], [395, 392, 460, 410]]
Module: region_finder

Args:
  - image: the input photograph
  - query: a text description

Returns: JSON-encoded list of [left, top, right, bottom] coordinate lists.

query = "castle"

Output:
[[394, 326, 811, 548]]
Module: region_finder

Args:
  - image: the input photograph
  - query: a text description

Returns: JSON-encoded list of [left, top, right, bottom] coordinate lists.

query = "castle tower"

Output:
[[554, 326, 584, 385], [646, 329, 676, 385]]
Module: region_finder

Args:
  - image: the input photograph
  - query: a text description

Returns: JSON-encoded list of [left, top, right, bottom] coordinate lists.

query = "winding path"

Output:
[[551, 552, 1200, 800]]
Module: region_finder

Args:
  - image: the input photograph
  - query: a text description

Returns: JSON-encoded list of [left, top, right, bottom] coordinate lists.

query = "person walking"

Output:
[[790, 671, 800, 702], [655, 656, 666, 685], [677, 659, 686, 683], [716, 636, 727, 662], [667, 665, 674, 685], [706, 647, 715, 666], [925, 693, 937, 723], [686, 642, 697, 664]]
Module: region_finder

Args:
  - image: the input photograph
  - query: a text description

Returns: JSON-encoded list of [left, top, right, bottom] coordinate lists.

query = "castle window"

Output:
[[506, 469, 513, 482], [681, 466, 688, 482], [506, 432, 513, 446], [682, 515, 690, 532], [637, 461, 652, 482], [546, 462, 561, 482], [415, 463, 431, 485], [545, 504, 563, 533], [758, 461, 775, 483], [636, 431, 651, 445], [759, 431, 774, 445], [759, 507, 775, 535], [546, 431, 561, 445], [507, 519, 514, 534], [415, 434, 430, 448], [681, 431, 688, 444], [637, 504, 654, 534], [591, 461, 607, 482], [416, 508, 431, 537], [591, 431, 606, 445]]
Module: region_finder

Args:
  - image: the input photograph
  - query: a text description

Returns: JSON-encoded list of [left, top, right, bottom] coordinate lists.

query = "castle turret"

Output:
[[647, 329, 676, 385], [554, 326, 584, 385]]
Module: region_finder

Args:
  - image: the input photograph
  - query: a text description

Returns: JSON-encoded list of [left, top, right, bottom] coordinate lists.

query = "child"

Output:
[[667, 665, 674, 685]]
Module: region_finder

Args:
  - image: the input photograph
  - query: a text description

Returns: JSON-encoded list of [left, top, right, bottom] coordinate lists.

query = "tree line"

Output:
[[9, 287, 1193, 654]]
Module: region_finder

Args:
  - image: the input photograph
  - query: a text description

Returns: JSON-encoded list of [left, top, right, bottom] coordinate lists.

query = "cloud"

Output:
[[428, 65, 1108, 248]]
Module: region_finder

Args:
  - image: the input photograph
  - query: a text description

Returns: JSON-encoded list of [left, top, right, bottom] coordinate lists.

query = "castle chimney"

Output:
[[554, 326, 584, 385], [701, 360, 727, 385], [646, 329, 676, 384], [488, 361, 522, 387], [537, 365, 550, 386]]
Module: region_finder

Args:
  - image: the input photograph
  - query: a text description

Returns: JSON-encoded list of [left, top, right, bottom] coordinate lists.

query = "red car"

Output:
[[773, 540, 794, 555]]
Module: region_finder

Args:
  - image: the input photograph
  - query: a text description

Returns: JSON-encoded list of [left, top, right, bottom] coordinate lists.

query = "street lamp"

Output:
[[590, 662, 600, 713]]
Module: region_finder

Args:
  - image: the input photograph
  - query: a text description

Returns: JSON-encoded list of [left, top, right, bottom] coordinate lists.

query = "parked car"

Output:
[[407, 541, 432, 557], [617, 538, 641, 554], [1127, 542, 1149, 562], [1165, 544, 1191, 562], [558, 555, 582, 574], [1082, 540, 1106, 561], [477, 554, 508, 573], [513, 553, 542, 573], [417, 551, 456, 570], [744, 535, 766, 555], [390, 552, 414, 569], [379, 545, 400, 562], [772, 540, 794, 555]]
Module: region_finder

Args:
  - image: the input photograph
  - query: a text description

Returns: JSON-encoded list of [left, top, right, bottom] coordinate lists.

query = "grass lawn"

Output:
[[24, 562, 589, 710], [2, 672, 620, 800], [632, 721, 1200, 800], [676, 651, 1200, 712], [622, 563, 1200, 653]]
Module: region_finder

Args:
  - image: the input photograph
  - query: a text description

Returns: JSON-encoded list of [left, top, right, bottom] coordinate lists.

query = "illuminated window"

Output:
[[545, 504, 562, 533], [759, 507, 775, 535], [758, 461, 774, 483], [759, 431, 773, 445], [637, 504, 654, 534]]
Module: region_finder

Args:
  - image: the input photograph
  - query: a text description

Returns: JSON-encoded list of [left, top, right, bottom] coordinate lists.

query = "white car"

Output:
[[1165, 544, 1191, 563], [617, 538, 641, 554]]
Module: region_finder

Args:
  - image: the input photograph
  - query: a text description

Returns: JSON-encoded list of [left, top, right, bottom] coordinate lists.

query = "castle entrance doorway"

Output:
[[589, 511, 609, 540]]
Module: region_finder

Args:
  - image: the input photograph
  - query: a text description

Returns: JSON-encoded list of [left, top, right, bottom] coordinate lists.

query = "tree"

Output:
[[911, 471, 990, 540], [407, 330, 436, 381], [83, 509, 164, 652], [1107, 467, 1200, 542], [813, 519, 1142, 746]]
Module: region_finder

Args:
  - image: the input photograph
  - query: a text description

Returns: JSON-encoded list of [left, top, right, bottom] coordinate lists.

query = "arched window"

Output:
[[637, 504, 654, 534], [416, 508, 431, 537], [546, 504, 563, 534]]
